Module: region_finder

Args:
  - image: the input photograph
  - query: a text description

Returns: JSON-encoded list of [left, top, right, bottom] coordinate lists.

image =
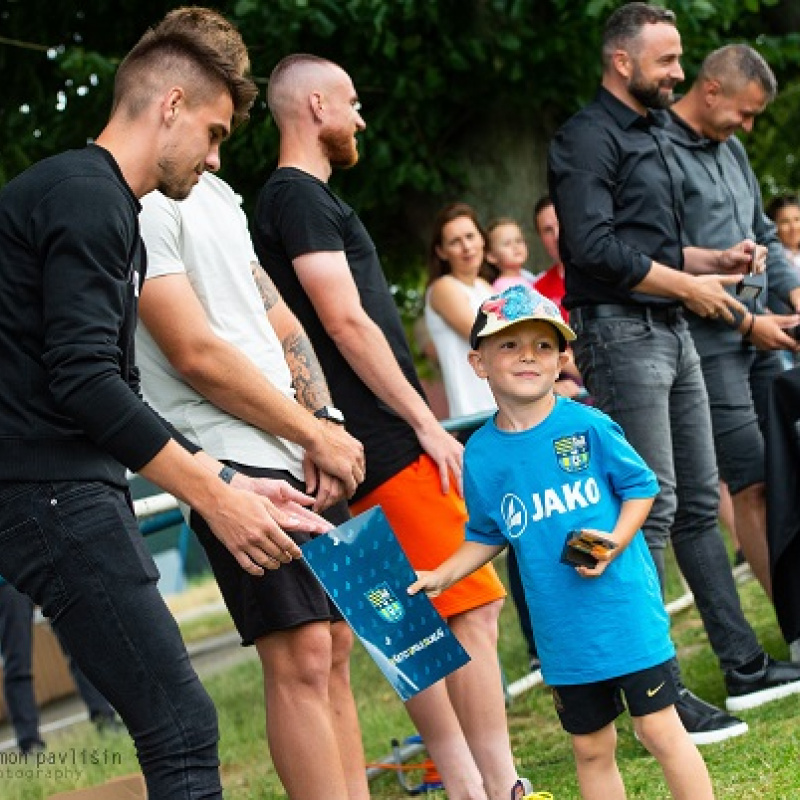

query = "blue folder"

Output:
[[302, 506, 471, 701]]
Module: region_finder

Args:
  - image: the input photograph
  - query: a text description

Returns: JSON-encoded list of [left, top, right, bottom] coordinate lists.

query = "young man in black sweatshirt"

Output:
[[0, 11, 327, 798]]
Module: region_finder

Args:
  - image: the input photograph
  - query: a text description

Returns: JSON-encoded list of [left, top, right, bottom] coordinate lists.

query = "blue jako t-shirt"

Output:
[[464, 397, 673, 686]]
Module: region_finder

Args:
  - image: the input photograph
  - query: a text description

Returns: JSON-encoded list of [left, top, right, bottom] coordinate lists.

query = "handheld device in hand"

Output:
[[736, 252, 762, 301], [561, 529, 617, 568]]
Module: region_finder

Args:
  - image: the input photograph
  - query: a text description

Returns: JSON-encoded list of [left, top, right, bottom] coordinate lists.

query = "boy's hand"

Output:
[[572, 529, 615, 579], [575, 559, 612, 579], [408, 570, 447, 598]]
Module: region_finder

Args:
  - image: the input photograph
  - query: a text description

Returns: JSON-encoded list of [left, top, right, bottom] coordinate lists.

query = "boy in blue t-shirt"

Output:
[[409, 285, 714, 800]]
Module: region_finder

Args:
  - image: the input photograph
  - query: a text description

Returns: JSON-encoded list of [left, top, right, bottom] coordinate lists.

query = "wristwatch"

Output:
[[313, 405, 346, 425], [218, 465, 238, 483]]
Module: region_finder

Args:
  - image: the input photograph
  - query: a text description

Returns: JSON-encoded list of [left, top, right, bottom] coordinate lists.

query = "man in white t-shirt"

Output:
[[136, 172, 369, 800]]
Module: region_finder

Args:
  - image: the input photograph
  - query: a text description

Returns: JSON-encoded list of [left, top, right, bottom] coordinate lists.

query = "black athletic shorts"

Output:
[[550, 659, 679, 735], [189, 463, 346, 645]]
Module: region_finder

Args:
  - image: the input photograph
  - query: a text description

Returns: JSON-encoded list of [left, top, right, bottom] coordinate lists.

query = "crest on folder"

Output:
[[365, 581, 406, 623]]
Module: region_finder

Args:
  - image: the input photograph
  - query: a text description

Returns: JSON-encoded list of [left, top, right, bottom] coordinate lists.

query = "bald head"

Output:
[[267, 54, 345, 126], [268, 53, 365, 174]]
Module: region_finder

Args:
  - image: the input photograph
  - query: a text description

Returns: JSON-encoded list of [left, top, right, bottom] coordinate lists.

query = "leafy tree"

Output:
[[1, 0, 798, 280]]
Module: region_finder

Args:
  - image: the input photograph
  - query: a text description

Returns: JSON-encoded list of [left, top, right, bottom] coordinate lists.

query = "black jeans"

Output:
[[0, 481, 221, 799], [0, 580, 118, 747]]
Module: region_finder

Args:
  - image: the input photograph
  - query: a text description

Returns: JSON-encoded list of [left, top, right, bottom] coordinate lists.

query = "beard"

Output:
[[320, 127, 359, 169], [156, 151, 198, 201], [628, 64, 676, 110]]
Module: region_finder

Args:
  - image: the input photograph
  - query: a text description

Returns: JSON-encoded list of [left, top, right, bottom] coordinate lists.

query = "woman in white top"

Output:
[[424, 202, 497, 421]]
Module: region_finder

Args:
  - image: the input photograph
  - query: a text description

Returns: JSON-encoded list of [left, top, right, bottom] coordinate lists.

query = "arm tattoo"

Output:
[[251, 261, 280, 312], [250, 262, 333, 410], [284, 330, 332, 411]]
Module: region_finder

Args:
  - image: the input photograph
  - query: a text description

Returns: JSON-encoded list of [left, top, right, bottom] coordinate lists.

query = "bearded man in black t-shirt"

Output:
[[252, 53, 538, 800]]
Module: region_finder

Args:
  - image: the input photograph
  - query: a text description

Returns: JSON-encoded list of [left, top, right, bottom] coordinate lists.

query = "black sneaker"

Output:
[[675, 689, 748, 745], [91, 710, 124, 734], [19, 738, 46, 756], [726, 655, 800, 711]]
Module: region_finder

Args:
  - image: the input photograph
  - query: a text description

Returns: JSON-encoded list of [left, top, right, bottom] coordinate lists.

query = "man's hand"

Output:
[[141, 442, 320, 578], [683, 274, 746, 323], [746, 313, 800, 352], [301, 454, 348, 512], [717, 240, 767, 274], [414, 420, 464, 496], [203, 486, 310, 576], [231, 472, 334, 533], [305, 420, 365, 498]]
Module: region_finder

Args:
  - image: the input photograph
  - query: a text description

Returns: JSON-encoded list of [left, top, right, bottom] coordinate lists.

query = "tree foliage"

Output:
[[1, 0, 799, 270]]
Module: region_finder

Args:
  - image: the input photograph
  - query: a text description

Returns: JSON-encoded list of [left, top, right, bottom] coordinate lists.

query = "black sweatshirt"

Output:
[[0, 145, 196, 487]]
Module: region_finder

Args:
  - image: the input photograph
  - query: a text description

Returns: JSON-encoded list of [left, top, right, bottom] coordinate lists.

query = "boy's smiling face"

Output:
[[469, 320, 568, 411]]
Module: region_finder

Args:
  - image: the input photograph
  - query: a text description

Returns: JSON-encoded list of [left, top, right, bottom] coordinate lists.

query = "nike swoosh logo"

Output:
[[647, 681, 666, 697]]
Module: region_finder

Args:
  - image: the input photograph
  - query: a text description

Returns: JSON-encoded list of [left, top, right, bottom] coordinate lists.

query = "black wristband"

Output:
[[728, 307, 747, 331], [218, 465, 237, 484], [743, 314, 756, 339]]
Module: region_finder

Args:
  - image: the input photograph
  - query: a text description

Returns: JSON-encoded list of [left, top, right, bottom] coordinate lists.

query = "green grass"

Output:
[[7, 553, 800, 799], [179, 609, 235, 644]]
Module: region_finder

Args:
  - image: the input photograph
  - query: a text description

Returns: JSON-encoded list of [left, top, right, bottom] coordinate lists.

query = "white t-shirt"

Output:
[[424, 277, 496, 419], [136, 173, 304, 478]]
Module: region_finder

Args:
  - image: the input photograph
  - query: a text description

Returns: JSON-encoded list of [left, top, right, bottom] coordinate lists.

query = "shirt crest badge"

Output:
[[554, 433, 590, 473]]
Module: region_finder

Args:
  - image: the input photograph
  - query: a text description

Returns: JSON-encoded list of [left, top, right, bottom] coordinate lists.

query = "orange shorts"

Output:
[[350, 454, 505, 619]]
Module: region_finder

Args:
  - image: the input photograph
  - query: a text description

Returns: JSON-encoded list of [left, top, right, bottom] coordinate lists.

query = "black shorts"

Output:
[[189, 463, 345, 645], [551, 659, 679, 735]]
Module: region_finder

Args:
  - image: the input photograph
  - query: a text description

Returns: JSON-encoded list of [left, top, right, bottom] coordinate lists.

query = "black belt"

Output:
[[570, 303, 683, 326]]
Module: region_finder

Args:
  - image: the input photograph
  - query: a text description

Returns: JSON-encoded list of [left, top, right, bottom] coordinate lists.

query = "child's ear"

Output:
[[468, 349, 488, 379], [558, 350, 570, 371]]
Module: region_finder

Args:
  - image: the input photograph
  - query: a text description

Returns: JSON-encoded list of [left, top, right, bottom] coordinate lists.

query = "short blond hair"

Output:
[[113, 8, 257, 128]]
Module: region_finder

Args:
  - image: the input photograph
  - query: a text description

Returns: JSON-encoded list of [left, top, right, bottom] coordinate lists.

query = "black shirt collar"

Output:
[[596, 86, 669, 131]]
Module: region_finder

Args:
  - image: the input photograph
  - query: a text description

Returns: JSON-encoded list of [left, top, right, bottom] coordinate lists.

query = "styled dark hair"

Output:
[[766, 193, 800, 221], [533, 195, 553, 231], [427, 202, 494, 284], [602, 2, 677, 68], [698, 44, 777, 101], [113, 16, 257, 127]]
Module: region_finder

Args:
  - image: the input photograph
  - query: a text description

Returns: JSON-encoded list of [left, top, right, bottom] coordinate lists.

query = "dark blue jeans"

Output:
[[0, 581, 40, 748], [0, 481, 221, 799], [571, 310, 762, 673]]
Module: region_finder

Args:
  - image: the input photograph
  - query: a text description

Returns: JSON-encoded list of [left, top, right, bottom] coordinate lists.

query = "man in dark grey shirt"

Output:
[[666, 44, 800, 603], [549, 1, 800, 746]]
